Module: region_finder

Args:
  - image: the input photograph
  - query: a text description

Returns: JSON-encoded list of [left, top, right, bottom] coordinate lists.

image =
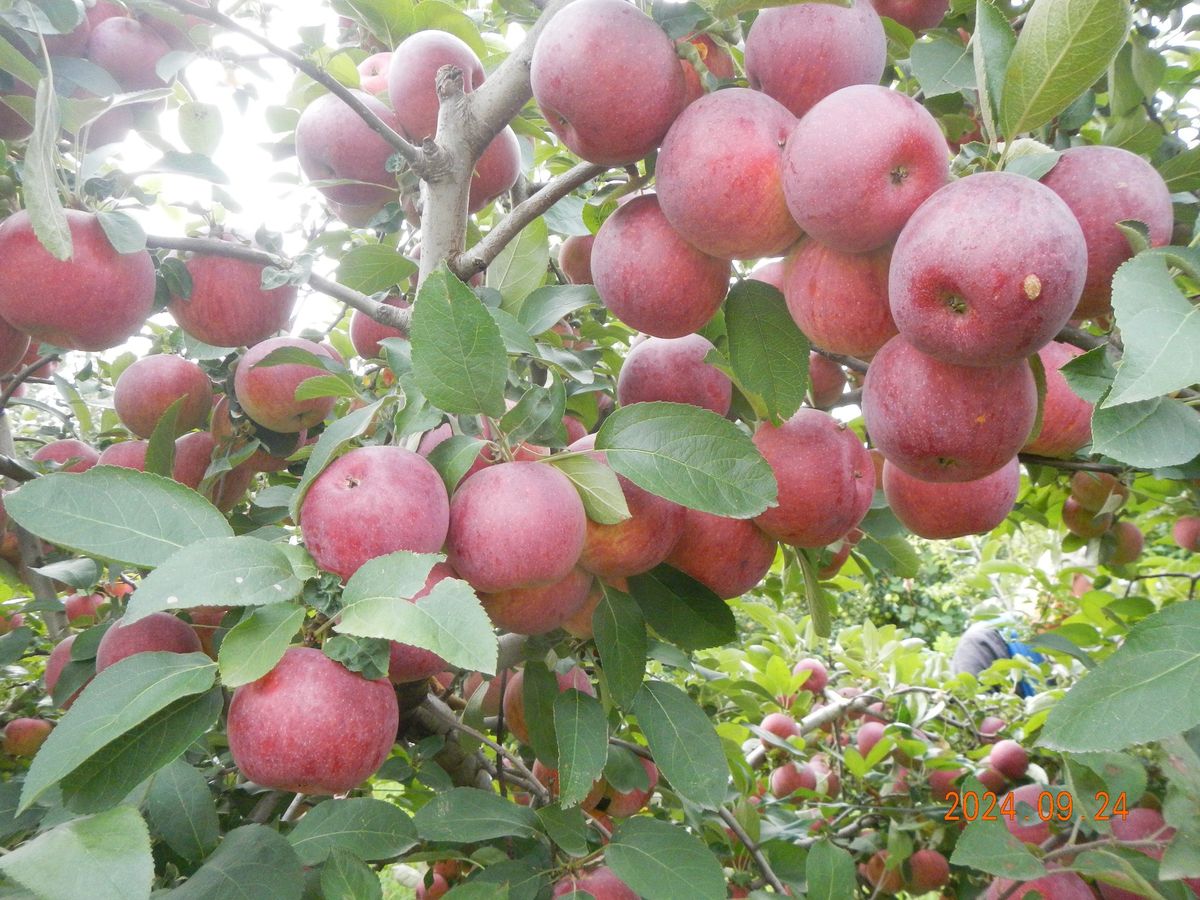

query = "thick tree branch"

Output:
[[144, 235, 412, 332], [158, 0, 424, 171], [451, 161, 605, 280]]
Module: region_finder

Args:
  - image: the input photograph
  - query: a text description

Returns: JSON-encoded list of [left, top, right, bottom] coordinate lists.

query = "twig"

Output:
[[247, 790, 286, 824], [812, 347, 870, 375], [717, 806, 786, 894], [1017, 454, 1128, 475], [0, 355, 59, 412]]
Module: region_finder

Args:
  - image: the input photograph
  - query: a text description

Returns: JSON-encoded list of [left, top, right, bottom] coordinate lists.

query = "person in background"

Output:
[[951, 621, 1044, 698]]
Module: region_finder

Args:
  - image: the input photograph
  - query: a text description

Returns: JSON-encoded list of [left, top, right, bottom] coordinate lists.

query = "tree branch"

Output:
[[717, 806, 786, 894], [1018, 453, 1128, 474], [451, 161, 605, 279], [144, 235, 412, 332], [0, 355, 58, 413], [158, 0, 424, 171], [812, 347, 870, 375]]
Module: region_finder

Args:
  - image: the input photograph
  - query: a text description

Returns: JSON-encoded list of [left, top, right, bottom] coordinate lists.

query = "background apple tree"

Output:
[[0, 0, 1196, 896]]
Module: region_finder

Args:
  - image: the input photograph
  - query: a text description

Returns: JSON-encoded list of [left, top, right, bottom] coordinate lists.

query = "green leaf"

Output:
[[411, 0, 485, 56], [319, 848, 382, 900], [144, 399, 182, 477], [553, 690, 608, 808], [0, 806, 153, 900], [218, 603, 305, 687], [606, 818, 725, 900], [522, 659, 561, 766], [5, 469, 232, 569], [724, 280, 809, 423], [488, 306, 538, 356], [972, 0, 1016, 139], [61, 687, 223, 814], [951, 808, 1047, 879], [516, 284, 597, 336], [178, 101, 222, 156], [165, 825, 304, 900], [424, 434, 488, 494], [295, 373, 361, 402], [547, 454, 630, 525], [95, 210, 147, 255], [805, 841, 857, 900], [857, 533, 921, 578], [332, 0, 413, 46], [411, 265, 507, 417], [125, 536, 301, 622], [322, 634, 391, 680], [336, 245, 417, 295], [1091, 395, 1200, 469], [287, 797, 417, 866], [910, 34, 976, 98], [631, 681, 729, 810], [535, 804, 589, 858], [486, 216, 549, 312], [627, 567, 736, 652], [1103, 252, 1200, 407], [593, 586, 647, 708], [149, 150, 229, 184], [337, 552, 498, 674], [499, 382, 566, 447], [0, 34, 44, 88], [20, 652, 217, 813], [413, 788, 541, 843], [1060, 345, 1116, 403], [999, 0, 1132, 138], [290, 398, 391, 519], [595, 402, 777, 518], [0, 627, 32, 666], [24, 79, 73, 264], [144, 759, 220, 862], [1157, 144, 1200, 193], [1041, 602, 1200, 751]]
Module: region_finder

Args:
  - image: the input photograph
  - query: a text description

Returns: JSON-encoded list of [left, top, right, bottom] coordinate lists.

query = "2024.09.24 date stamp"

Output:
[[944, 790, 1130, 823]]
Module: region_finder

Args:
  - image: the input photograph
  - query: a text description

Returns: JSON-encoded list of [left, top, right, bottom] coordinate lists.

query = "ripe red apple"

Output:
[[169, 254, 297, 349], [386, 31, 484, 141], [187, 605, 230, 658], [562, 581, 606, 639], [783, 85, 949, 253], [745, 0, 886, 119], [616, 334, 732, 415], [1105, 521, 1144, 566], [1062, 496, 1113, 538], [753, 409, 875, 547], [86, 16, 171, 90], [531, 0, 686, 166], [350, 296, 410, 359], [113, 354, 213, 439], [1040, 145, 1174, 319], [357, 52, 391, 94], [817, 534, 855, 578], [770, 761, 817, 798], [64, 592, 105, 626], [502, 665, 594, 745], [1069, 472, 1128, 512], [0, 83, 32, 143], [468, 127, 522, 213], [906, 849, 950, 893], [0, 210, 154, 351], [1174, 516, 1200, 552], [227, 646, 398, 794], [480, 567, 594, 635], [552, 866, 636, 899], [928, 767, 963, 802], [676, 33, 734, 105], [889, 172, 1087, 367], [96, 439, 149, 471], [1111, 808, 1172, 860], [760, 711, 799, 748], [986, 871, 1094, 900], [656, 88, 800, 260], [416, 873, 450, 900], [592, 195, 731, 338], [665, 509, 777, 599], [95, 611, 204, 672], [44, 635, 86, 708], [783, 240, 897, 360], [233, 337, 338, 433], [3, 717, 52, 757], [599, 757, 659, 817], [883, 457, 1020, 539], [862, 850, 903, 894], [978, 766, 1007, 795], [862, 335, 1037, 482], [1023, 342, 1091, 458], [808, 354, 847, 409], [980, 716, 1006, 738], [1002, 784, 1051, 845], [989, 739, 1028, 780], [558, 235, 595, 285], [793, 658, 829, 696], [869, 0, 949, 30], [300, 445, 450, 581], [856, 721, 886, 756], [32, 439, 99, 473], [446, 461, 587, 593], [295, 89, 403, 207]]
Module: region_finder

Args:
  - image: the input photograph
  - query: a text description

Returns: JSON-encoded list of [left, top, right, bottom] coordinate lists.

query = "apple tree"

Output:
[[0, 0, 1195, 896]]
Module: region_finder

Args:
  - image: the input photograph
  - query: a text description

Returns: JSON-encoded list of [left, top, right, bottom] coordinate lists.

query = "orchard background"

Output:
[[0, 0, 1195, 896]]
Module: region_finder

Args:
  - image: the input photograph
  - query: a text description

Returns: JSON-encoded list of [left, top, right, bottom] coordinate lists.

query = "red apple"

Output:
[[558, 235, 595, 285], [665, 509, 777, 599], [906, 849, 950, 893], [883, 457, 1020, 539], [0, 210, 154, 351], [552, 866, 636, 899], [233, 337, 338, 433], [1023, 342, 1092, 458], [770, 761, 817, 798], [856, 721, 886, 756], [227, 646, 399, 794], [386, 31, 484, 141], [676, 33, 734, 105], [928, 768, 963, 802], [1105, 521, 1144, 566], [862, 336, 1038, 482], [169, 254, 297, 349], [1001, 784, 1051, 845], [616, 334, 732, 415], [86, 16, 171, 90], [468, 127, 522, 213], [300, 445, 450, 581], [295, 89, 403, 207], [783, 85, 949, 253], [986, 871, 1094, 900], [531, 0, 686, 166], [113, 354, 213, 439], [1174, 516, 1200, 552], [989, 739, 1028, 780], [1062, 496, 1113, 538], [357, 51, 391, 94], [32, 439, 99, 473], [95, 611, 204, 672], [889, 173, 1087, 367], [96, 439, 148, 471], [64, 592, 105, 626], [0, 316, 29, 375], [3, 717, 52, 758], [808, 354, 847, 409], [350, 296, 410, 360], [760, 711, 799, 747], [980, 716, 1006, 738], [1069, 471, 1128, 512], [600, 757, 658, 817], [592, 195, 731, 338], [656, 88, 800, 260], [480, 566, 594, 636], [745, 0, 886, 119], [793, 658, 828, 695], [869, 0, 949, 30], [502, 665, 594, 746], [862, 850, 903, 894], [170, 429, 216, 488]]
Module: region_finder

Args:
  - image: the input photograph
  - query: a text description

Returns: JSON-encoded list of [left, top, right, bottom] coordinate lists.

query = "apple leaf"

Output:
[[287, 798, 417, 866], [553, 689, 608, 808], [144, 759, 220, 862], [516, 284, 598, 336], [631, 681, 729, 810], [606, 818, 725, 900], [486, 215, 549, 312], [0, 806, 153, 900], [1090, 395, 1200, 469], [972, 0, 1016, 140], [335, 244, 417, 295], [4, 468, 232, 569], [806, 840, 858, 900], [547, 453, 630, 525], [217, 603, 305, 688], [627, 566, 736, 652], [166, 825, 304, 900], [413, 788, 541, 843], [593, 585, 647, 708], [724, 279, 809, 424], [289, 396, 393, 519], [596, 402, 777, 519], [25, 78, 72, 261]]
